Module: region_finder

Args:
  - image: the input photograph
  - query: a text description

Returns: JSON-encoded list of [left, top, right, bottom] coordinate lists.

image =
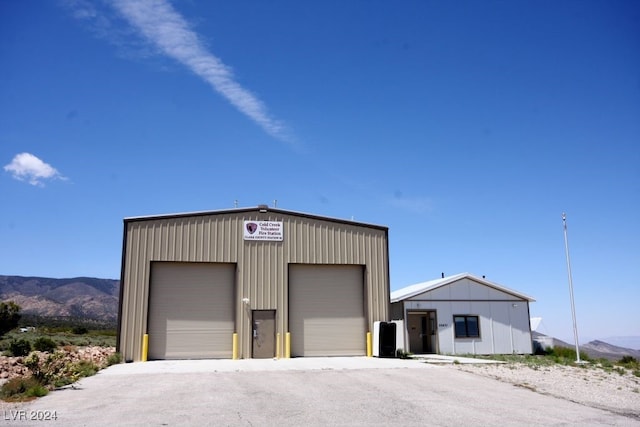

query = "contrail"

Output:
[[111, 0, 289, 142]]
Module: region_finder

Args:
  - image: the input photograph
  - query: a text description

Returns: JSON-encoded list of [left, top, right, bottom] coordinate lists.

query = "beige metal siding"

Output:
[[119, 209, 389, 361], [148, 262, 234, 359], [289, 264, 366, 356]]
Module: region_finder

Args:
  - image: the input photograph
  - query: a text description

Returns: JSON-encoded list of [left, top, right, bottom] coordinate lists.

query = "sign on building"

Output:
[[243, 221, 283, 241]]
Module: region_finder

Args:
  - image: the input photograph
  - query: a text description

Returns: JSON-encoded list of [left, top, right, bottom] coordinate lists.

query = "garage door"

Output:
[[289, 264, 366, 357], [148, 262, 234, 359]]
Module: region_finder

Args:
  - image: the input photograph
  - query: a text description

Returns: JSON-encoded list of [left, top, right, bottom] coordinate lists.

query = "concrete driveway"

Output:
[[2, 357, 636, 426]]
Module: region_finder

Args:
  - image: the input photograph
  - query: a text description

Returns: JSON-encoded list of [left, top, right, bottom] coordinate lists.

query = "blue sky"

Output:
[[1, 0, 638, 345]]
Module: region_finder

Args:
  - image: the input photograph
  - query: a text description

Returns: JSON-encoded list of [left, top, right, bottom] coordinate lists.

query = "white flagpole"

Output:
[[562, 213, 582, 363]]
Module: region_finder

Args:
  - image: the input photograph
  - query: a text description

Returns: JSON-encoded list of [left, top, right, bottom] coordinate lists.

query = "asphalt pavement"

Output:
[[2, 357, 637, 426]]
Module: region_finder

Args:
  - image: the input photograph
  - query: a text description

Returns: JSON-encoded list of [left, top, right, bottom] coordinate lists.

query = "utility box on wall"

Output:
[[373, 321, 397, 358]]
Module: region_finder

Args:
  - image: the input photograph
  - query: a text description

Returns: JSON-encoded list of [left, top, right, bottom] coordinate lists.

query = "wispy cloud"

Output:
[[4, 153, 66, 186], [68, 0, 291, 142], [389, 192, 433, 214]]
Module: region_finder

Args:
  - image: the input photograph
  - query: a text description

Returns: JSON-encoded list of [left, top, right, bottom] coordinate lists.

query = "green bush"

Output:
[[24, 351, 100, 390], [106, 352, 122, 366], [8, 339, 32, 356], [72, 326, 88, 335], [547, 346, 590, 363], [619, 356, 638, 368], [75, 360, 98, 377], [33, 337, 57, 353], [0, 376, 47, 401], [24, 383, 49, 398]]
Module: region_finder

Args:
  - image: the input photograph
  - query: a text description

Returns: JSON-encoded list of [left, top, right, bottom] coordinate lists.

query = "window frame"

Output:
[[453, 315, 480, 338]]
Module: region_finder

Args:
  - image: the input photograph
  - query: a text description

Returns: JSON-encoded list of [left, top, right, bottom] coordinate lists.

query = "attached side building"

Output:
[[391, 273, 534, 355], [118, 206, 390, 362]]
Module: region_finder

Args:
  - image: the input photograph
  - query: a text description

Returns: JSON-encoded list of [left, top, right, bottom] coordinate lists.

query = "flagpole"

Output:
[[562, 213, 581, 363]]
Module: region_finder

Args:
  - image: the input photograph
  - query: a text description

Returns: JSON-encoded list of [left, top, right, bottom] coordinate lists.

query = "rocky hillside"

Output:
[[534, 332, 640, 361], [582, 340, 640, 360], [0, 275, 119, 323]]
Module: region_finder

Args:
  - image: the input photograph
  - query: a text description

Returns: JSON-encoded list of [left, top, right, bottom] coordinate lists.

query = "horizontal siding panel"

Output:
[[148, 262, 234, 360], [290, 265, 366, 357]]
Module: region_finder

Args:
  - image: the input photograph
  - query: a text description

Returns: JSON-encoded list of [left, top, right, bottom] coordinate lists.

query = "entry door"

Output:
[[252, 310, 275, 359], [407, 311, 438, 354]]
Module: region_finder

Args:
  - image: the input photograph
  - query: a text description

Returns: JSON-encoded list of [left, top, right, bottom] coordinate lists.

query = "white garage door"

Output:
[[289, 264, 366, 357], [148, 262, 234, 359]]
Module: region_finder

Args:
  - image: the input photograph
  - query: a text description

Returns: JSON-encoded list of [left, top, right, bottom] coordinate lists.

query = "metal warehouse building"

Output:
[[118, 206, 390, 362]]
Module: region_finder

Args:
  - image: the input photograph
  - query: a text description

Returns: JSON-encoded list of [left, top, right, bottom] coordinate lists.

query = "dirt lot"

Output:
[[452, 361, 640, 419]]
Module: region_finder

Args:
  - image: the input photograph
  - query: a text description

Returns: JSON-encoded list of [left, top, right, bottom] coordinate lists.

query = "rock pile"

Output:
[[0, 346, 116, 382]]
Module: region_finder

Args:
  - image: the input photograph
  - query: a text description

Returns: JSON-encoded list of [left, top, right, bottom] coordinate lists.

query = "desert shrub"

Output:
[[0, 376, 47, 401], [619, 356, 638, 368], [25, 383, 49, 398], [106, 352, 122, 366], [8, 339, 32, 356], [597, 358, 613, 368], [33, 337, 57, 353], [547, 347, 590, 363], [24, 351, 100, 389], [74, 360, 98, 377], [24, 352, 68, 386], [72, 326, 88, 335]]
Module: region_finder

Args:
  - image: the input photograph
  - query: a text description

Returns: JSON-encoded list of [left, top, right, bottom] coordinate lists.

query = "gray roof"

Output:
[[390, 272, 535, 303], [124, 205, 387, 230]]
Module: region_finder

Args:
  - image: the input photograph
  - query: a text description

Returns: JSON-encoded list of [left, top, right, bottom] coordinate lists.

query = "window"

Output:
[[453, 315, 480, 338]]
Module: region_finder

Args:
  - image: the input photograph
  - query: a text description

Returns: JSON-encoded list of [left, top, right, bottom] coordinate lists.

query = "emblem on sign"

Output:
[[246, 222, 258, 234]]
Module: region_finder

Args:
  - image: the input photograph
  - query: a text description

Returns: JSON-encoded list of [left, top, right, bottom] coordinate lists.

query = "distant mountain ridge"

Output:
[[533, 332, 640, 361], [0, 275, 119, 324], [581, 340, 640, 360]]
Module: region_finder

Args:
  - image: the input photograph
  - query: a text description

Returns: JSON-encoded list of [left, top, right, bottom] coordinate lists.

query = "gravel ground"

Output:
[[452, 362, 640, 420]]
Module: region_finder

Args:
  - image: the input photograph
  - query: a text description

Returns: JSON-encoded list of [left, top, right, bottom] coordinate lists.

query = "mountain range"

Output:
[[0, 275, 119, 324], [533, 331, 640, 360]]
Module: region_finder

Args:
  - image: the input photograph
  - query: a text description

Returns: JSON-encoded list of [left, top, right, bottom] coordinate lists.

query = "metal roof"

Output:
[[123, 205, 388, 231], [390, 273, 535, 302]]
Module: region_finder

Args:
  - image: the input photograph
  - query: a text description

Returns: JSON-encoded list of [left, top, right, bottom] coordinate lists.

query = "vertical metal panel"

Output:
[[489, 302, 512, 353], [120, 210, 389, 361]]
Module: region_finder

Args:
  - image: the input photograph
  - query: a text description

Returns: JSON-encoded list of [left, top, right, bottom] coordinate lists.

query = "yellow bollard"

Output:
[[141, 334, 149, 362], [232, 333, 238, 360], [285, 332, 291, 359], [366, 332, 372, 357], [276, 333, 281, 359]]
